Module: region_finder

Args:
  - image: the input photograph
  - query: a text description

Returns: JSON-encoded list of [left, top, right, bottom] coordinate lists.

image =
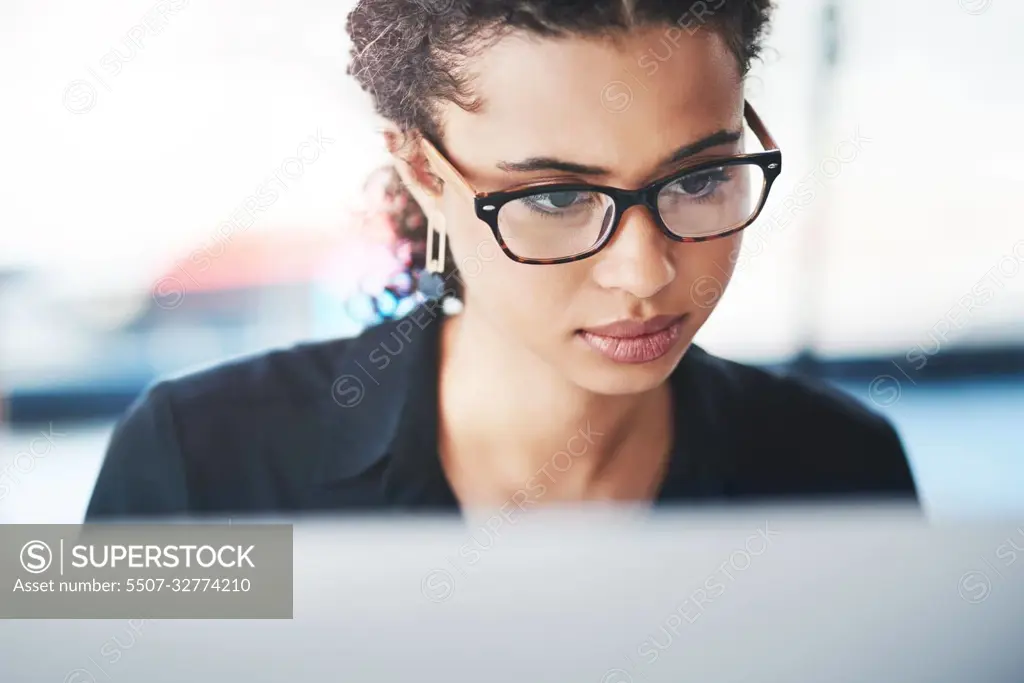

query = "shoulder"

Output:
[[86, 319, 415, 518], [162, 335, 356, 407], [156, 308, 425, 404], [685, 344, 894, 438], [683, 345, 918, 499]]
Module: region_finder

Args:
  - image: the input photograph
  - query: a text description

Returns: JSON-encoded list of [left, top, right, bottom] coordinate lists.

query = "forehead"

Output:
[[438, 25, 744, 187]]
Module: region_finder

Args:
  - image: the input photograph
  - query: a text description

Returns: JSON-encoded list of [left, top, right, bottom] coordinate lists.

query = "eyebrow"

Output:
[[495, 129, 743, 176]]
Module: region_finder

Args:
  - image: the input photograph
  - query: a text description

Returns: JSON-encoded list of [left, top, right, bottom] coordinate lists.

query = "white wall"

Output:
[[697, 0, 1024, 360], [3, 0, 1022, 361]]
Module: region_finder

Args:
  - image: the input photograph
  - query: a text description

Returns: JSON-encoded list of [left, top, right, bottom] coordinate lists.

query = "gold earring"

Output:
[[417, 213, 447, 300], [425, 212, 446, 274]]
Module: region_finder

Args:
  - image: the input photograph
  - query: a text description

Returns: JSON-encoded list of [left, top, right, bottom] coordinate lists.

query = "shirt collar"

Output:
[[314, 302, 454, 506], [316, 303, 734, 504], [657, 343, 737, 500]]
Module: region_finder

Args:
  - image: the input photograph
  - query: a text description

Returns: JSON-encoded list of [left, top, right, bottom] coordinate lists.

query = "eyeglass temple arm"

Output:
[[419, 136, 478, 198], [744, 100, 778, 152]]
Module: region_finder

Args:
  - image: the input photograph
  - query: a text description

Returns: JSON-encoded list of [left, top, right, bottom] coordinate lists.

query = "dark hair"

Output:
[[345, 0, 774, 307]]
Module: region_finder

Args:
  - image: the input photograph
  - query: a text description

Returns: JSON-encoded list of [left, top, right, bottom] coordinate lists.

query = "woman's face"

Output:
[[433, 24, 745, 395]]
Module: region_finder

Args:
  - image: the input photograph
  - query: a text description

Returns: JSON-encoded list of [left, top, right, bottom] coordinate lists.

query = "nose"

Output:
[[590, 205, 676, 299]]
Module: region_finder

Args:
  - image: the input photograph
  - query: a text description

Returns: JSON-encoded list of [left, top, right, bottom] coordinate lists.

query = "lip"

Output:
[[580, 314, 684, 338], [577, 314, 688, 364]]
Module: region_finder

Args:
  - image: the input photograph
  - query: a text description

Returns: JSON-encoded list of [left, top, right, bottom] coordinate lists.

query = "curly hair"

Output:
[[345, 0, 774, 307]]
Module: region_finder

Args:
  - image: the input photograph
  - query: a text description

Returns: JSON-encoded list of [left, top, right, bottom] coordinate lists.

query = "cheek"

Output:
[[708, 232, 743, 281], [468, 246, 586, 320], [678, 233, 743, 280], [672, 233, 743, 312], [443, 194, 588, 314]]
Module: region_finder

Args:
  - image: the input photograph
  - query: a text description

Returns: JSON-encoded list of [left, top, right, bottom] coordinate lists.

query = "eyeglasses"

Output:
[[420, 101, 781, 265]]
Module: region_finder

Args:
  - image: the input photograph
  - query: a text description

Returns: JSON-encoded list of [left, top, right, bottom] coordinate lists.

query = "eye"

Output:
[[665, 168, 729, 199], [523, 190, 591, 213]]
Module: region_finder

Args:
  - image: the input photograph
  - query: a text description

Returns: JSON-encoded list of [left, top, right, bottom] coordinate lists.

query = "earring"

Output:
[[416, 213, 447, 301]]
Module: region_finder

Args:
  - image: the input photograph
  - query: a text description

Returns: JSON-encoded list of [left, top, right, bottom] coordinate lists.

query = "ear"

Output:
[[379, 119, 444, 218]]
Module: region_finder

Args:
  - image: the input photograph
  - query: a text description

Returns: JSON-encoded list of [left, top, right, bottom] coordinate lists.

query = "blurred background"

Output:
[[1, 0, 1021, 523]]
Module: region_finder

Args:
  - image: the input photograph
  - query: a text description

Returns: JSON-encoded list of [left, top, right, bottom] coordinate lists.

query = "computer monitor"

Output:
[[3, 502, 1021, 682]]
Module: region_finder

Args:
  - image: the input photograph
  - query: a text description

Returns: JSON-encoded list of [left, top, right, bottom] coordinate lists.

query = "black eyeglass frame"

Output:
[[421, 100, 782, 265]]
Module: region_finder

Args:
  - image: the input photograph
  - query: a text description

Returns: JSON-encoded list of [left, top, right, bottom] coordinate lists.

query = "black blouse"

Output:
[[85, 304, 918, 519]]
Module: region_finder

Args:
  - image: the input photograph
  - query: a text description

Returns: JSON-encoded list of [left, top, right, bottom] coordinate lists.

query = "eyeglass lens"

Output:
[[496, 161, 765, 260]]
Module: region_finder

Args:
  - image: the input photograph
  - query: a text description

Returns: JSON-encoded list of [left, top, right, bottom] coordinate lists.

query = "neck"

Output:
[[438, 304, 672, 506]]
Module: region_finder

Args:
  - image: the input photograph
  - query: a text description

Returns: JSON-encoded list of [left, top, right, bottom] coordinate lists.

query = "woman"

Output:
[[87, 0, 917, 519]]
